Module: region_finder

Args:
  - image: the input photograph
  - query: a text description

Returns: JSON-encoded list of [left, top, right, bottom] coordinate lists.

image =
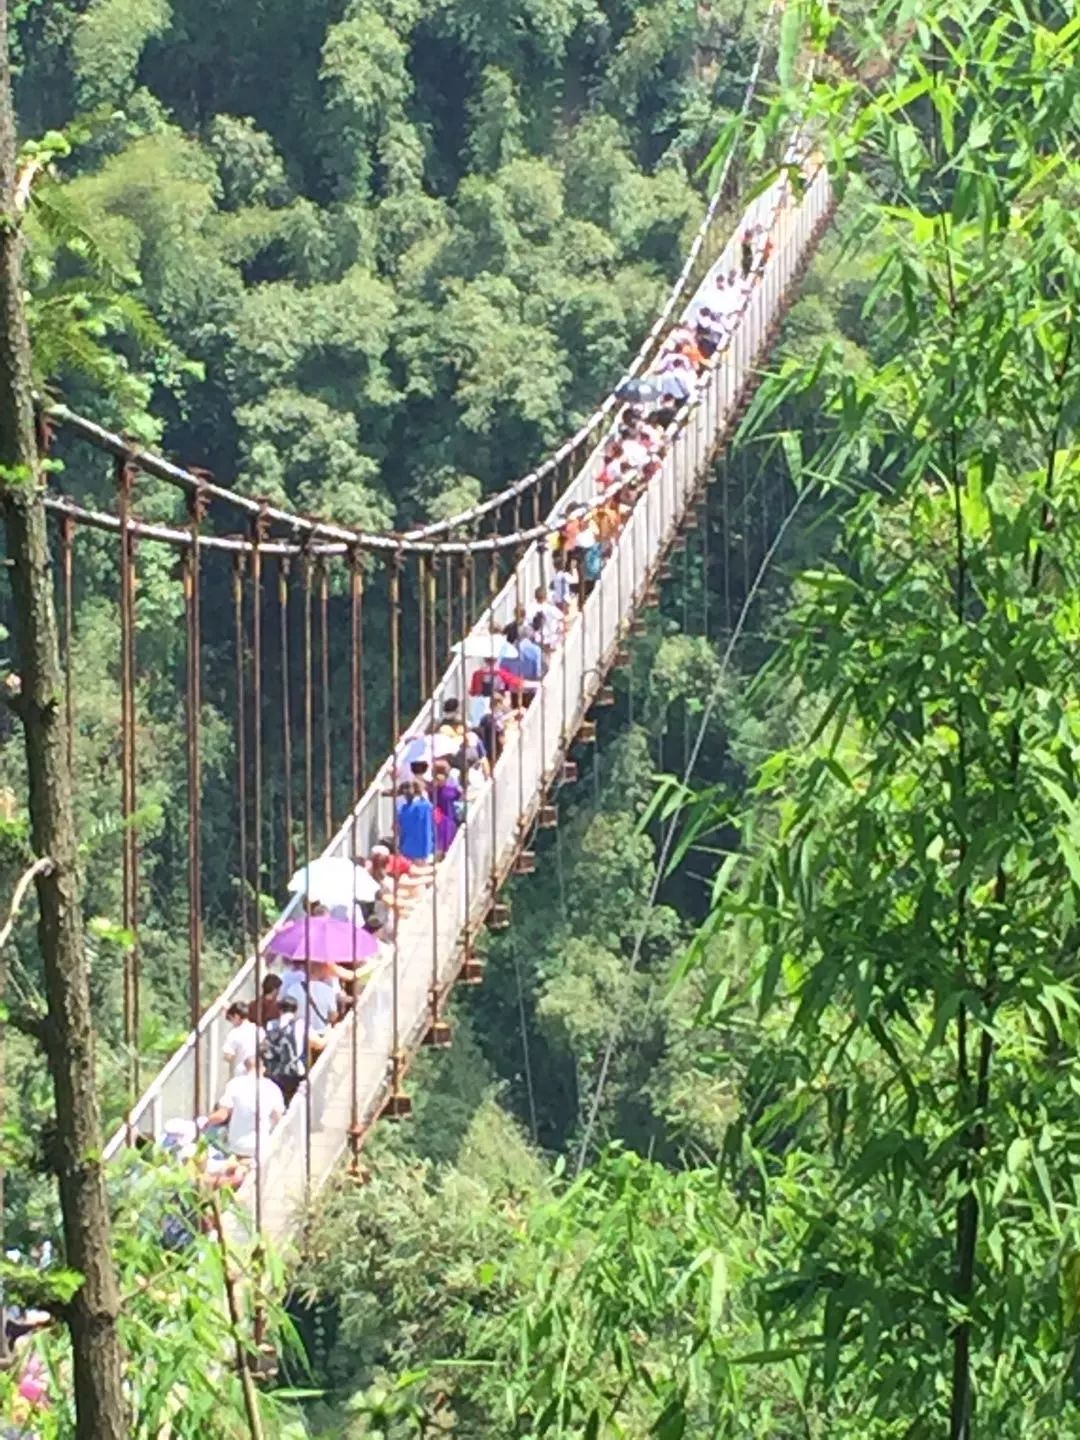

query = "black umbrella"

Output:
[[616, 377, 663, 406]]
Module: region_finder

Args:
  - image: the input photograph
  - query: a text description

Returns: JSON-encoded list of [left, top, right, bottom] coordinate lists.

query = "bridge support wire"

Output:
[[348, 545, 364, 1168], [386, 549, 410, 1117], [234, 554, 252, 971], [250, 514, 266, 1240], [457, 558, 480, 983], [349, 547, 367, 800], [278, 559, 295, 879], [183, 496, 204, 1119], [512, 511, 527, 871], [117, 457, 141, 1131], [319, 559, 332, 845], [442, 553, 453, 680], [301, 548, 315, 1191], [485, 525, 509, 931], [424, 585, 449, 1049]]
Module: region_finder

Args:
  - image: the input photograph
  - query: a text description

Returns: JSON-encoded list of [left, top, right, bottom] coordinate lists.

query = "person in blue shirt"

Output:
[[500, 622, 546, 683], [396, 781, 436, 864]]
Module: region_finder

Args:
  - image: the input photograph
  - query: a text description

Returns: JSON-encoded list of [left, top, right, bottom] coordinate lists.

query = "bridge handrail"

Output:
[[103, 148, 830, 1193], [237, 159, 835, 1239]]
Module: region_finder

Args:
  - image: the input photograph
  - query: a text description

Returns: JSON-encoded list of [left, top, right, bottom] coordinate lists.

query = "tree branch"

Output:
[[0, 854, 53, 951], [12, 155, 45, 216], [5, 1005, 45, 1043]]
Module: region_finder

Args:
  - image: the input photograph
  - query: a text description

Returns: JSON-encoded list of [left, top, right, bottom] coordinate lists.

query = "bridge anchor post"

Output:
[[460, 947, 486, 984], [384, 1053, 413, 1119], [488, 902, 511, 931], [347, 1125, 371, 1177], [424, 1017, 453, 1048]]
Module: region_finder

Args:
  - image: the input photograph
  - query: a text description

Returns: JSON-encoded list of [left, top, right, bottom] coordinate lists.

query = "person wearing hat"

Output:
[[160, 1117, 200, 1163]]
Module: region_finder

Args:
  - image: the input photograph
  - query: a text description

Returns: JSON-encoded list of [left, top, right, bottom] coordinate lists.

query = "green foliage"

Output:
[[71, 0, 172, 109], [298, 1079, 547, 1431], [0, 1162, 302, 1437]]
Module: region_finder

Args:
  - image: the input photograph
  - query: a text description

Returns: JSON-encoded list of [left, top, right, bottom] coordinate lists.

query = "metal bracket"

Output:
[[423, 1019, 453, 1048]]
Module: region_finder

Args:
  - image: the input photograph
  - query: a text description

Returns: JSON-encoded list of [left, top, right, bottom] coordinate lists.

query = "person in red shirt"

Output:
[[368, 840, 413, 880], [596, 441, 623, 491], [468, 659, 526, 698]]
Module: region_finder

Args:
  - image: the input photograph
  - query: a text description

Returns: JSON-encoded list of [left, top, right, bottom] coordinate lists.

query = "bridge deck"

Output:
[[105, 157, 833, 1244]]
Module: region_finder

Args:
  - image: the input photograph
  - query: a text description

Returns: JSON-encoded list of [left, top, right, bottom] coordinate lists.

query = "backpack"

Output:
[[161, 1196, 198, 1252], [263, 1018, 305, 1080]]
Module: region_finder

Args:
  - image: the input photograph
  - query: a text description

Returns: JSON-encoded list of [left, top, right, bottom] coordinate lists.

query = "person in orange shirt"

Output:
[[679, 337, 706, 371]]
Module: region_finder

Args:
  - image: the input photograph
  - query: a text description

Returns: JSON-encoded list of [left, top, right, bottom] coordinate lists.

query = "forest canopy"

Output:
[[14, 0, 764, 523]]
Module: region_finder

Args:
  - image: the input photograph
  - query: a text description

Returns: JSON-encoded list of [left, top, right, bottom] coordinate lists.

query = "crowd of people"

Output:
[[545, 212, 777, 600], [156, 188, 787, 1186]]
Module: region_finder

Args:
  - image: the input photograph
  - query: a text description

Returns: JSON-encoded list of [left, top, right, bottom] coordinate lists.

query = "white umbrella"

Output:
[[287, 856, 379, 908], [453, 632, 517, 661], [396, 732, 460, 764], [395, 731, 462, 780]]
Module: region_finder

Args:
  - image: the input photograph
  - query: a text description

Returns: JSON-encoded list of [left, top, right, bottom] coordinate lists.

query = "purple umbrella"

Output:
[[266, 916, 379, 967]]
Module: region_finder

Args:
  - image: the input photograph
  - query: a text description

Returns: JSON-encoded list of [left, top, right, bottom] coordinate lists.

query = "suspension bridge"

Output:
[[35, 138, 833, 1245]]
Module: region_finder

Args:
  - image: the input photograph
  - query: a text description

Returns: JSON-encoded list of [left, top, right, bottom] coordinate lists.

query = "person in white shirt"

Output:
[[616, 426, 650, 473], [550, 563, 574, 609], [712, 272, 747, 333], [203, 1054, 284, 1160], [222, 1001, 259, 1079], [531, 586, 565, 647]]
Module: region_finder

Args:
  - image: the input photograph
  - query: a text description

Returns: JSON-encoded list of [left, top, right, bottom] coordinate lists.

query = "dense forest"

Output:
[[2, 0, 1080, 1437], [17, 0, 757, 516]]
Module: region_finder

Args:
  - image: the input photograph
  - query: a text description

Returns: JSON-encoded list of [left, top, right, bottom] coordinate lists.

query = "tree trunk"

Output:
[[0, 5, 126, 1434]]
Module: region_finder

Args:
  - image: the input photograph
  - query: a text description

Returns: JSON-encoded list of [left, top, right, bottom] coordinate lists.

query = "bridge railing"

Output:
[[106, 159, 833, 1233]]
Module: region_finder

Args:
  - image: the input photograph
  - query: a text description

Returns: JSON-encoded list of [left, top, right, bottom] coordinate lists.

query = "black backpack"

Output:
[[262, 1018, 305, 1080], [161, 1201, 198, 1253]]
